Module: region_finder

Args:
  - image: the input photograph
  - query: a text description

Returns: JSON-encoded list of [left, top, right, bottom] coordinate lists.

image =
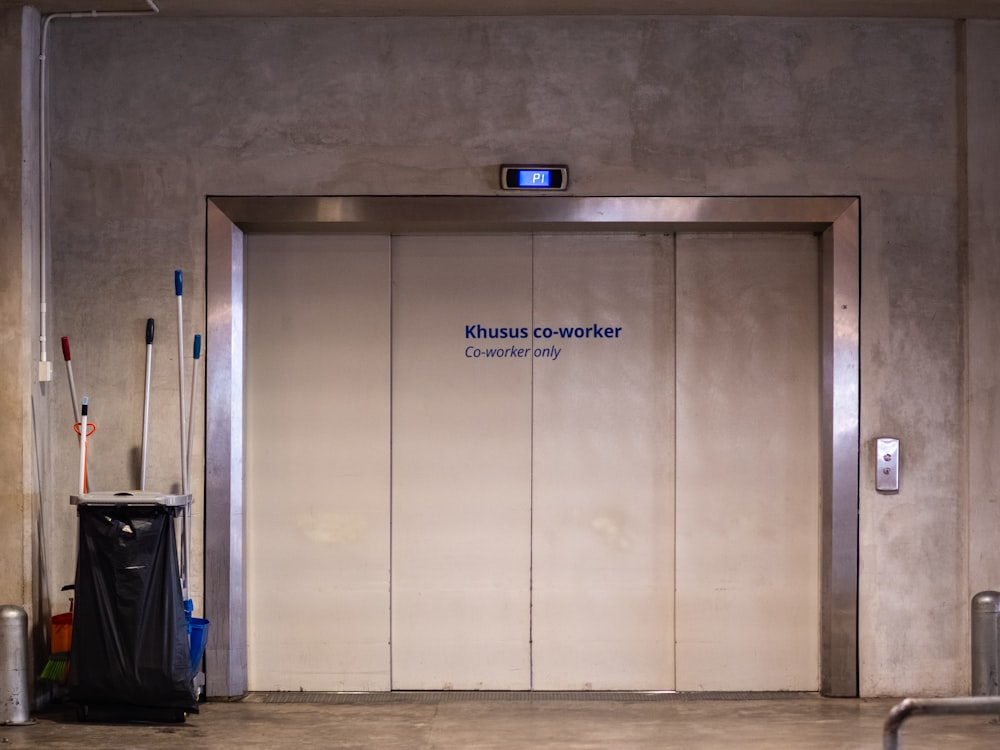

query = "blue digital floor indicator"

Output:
[[500, 165, 568, 191], [519, 169, 551, 187]]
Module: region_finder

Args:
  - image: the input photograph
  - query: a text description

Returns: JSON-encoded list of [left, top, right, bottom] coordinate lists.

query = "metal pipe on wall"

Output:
[[36, 0, 159, 382]]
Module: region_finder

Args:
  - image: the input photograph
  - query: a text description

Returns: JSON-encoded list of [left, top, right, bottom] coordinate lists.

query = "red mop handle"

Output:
[[61, 336, 71, 361]]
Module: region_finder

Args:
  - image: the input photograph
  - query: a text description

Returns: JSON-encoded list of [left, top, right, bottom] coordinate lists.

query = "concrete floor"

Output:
[[3, 693, 1000, 749]]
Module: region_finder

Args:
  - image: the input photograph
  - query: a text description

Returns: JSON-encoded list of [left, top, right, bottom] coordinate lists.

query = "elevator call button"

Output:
[[876, 437, 899, 493]]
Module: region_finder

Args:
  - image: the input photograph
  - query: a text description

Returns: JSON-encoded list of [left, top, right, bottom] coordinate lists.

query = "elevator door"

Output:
[[391, 234, 533, 689], [245, 234, 391, 691], [244, 230, 819, 692], [529, 233, 675, 690], [674, 232, 820, 691]]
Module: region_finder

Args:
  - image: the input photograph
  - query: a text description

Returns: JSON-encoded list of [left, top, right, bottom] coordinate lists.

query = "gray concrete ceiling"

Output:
[[4, 0, 1000, 18]]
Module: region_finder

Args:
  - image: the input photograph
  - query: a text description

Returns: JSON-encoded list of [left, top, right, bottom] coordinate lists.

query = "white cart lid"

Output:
[[71, 490, 192, 507]]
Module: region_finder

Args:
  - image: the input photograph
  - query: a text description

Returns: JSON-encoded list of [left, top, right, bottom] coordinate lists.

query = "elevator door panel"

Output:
[[531, 233, 676, 690], [391, 234, 533, 690], [245, 234, 391, 691], [243, 229, 821, 693], [674, 232, 821, 691]]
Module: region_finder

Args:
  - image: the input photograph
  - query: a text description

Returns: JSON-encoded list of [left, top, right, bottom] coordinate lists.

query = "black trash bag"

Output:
[[69, 504, 197, 712]]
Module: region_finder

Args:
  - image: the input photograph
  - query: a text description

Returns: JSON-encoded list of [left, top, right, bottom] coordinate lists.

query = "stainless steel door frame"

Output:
[[205, 195, 860, 698]]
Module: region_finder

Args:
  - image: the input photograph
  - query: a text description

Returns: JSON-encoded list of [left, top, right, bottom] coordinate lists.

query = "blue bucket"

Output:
[[189, 617, 210, 674]]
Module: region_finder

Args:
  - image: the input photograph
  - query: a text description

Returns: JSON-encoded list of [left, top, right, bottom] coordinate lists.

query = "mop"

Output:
[[183, 331, 204, 664], [60, 337, 79, 424], [64, 336, 96, 492], [40, 585, 75, 684], [183, 332, 201, 626], [43, 337, 89, 682], [140, 318, 154, 490], [175, 272, 189, 499], [174, 271, 191, 613], [173, 271, 212, 687], [185, 334, 201, 490], [76, 397, 90, 494]]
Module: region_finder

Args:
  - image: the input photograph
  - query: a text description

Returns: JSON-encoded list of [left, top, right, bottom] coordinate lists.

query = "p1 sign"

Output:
[[500, 165, 568, 191]]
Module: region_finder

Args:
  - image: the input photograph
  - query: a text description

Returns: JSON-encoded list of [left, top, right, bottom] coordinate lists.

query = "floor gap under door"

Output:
[[246, 691, 818, 704]]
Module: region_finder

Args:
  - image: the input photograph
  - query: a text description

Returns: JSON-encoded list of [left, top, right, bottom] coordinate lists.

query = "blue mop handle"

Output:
[[175, 269, 183, 296]]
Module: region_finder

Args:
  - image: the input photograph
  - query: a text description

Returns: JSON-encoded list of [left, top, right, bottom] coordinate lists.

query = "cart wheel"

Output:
[[76, 704, 90, 722], [174, 709, 187, 723]]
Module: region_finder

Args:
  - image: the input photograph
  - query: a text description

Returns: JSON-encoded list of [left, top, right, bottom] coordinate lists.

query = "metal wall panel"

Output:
[[674, 232, 821, 690], [531, 233, 675, 690], [244, 234, 391, 690], [205, 202, 247, 698], [390, 234, 533, 690]]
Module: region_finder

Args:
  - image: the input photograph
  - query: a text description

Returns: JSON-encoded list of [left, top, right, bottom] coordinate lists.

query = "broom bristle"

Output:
[[40, 653, 70, 683]]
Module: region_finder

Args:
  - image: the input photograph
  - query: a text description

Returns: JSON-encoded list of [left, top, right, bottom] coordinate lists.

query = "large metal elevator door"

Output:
[[245, 234, 392, 691], [529, 233, 675, 690], [674, 232, 820, 691], [391, 234, 533, 689], [244, 230, 820, 692]]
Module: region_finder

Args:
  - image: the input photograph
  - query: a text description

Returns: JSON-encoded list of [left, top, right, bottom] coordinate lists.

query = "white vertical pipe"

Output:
[[38, 1, 161, 379]]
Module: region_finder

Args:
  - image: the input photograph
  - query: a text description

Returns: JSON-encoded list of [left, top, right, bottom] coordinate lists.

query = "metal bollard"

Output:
[[972, 591, 1000, 696], [0, 604, 31, 725]]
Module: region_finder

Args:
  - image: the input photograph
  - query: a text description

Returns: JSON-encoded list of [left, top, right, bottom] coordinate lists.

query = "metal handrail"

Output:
[[883, 696, 1000, 750]]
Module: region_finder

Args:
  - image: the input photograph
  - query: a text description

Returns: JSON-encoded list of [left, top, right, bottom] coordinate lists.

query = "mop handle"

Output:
[[182, 333, 201, 605], [140, 318, 154, 491], [78, 397, 89, 495], [176, 271, 190, 496], [61, 336, 80, 425], [185, 334, 201, 484]]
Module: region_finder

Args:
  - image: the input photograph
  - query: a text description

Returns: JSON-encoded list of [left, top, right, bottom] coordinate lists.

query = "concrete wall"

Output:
[[0, 6, 41, 624], [967, 23, 1000, 601], [10, 13, 993, 695]]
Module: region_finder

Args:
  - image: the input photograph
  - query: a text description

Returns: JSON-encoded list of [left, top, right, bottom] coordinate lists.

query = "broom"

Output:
[[40, 585, 74, 684], [39, 652, 70, 683]]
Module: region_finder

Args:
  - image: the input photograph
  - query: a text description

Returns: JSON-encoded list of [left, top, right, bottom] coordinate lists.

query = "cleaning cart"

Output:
[[68, 490, 199, 721], [63, 271, 205, 721]]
